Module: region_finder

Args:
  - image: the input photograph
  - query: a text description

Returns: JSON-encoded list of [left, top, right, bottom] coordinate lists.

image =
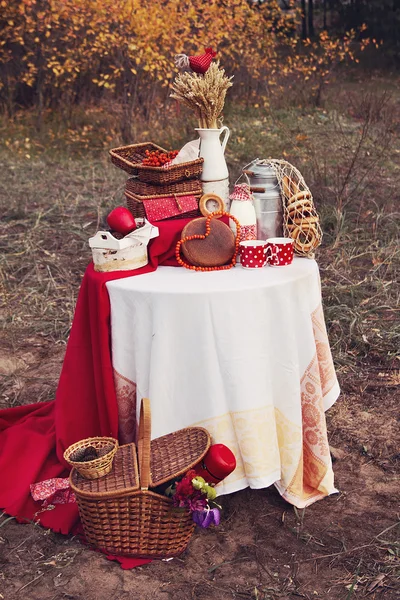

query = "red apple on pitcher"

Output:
[[107, 207, 136, 236]]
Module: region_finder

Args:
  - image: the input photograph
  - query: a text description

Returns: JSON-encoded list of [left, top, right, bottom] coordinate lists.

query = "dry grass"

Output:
[[170, 61, 233, 129], [0, 77, 399, 599]]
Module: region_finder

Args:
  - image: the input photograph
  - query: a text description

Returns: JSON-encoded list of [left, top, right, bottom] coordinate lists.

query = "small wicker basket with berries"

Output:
[[109, 142, 203, 185]]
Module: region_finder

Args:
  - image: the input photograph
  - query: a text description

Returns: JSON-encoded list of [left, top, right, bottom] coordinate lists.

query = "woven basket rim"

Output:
[[137, 157, 204, 173], [125, 189, 202, 202], [109, 141, 167, 154], [64, 436, 118, 469], [126, 175, 202, 184], [125, 177, 203, 196], [72, 479, 179, 502]]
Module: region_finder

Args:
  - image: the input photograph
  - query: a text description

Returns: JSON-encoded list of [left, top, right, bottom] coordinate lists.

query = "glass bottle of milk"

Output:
[[229, 183, 257, 243]]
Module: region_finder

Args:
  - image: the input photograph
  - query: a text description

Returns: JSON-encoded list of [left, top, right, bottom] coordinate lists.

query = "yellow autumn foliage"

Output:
[[0, 0, 368, 117]]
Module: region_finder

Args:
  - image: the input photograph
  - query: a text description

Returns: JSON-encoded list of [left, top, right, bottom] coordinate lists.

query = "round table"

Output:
[[106, 258, 340, 508]]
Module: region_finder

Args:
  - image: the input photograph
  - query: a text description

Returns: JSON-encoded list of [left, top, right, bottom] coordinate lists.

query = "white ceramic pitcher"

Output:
[[195, 126, 230, 182]]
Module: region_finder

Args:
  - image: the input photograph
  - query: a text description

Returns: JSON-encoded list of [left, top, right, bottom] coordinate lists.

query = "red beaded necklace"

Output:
[[175, 211, 241, 271]]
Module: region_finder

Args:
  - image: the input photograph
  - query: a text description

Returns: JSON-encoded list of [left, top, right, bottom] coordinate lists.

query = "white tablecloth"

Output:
[[107, 258, 340, 508]]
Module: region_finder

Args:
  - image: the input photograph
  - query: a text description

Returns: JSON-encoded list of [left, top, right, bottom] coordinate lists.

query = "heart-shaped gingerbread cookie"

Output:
[[176, 211, 241, 271]]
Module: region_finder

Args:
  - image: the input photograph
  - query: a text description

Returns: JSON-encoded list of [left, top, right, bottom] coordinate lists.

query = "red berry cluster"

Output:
[[142, 149, 178, 167]]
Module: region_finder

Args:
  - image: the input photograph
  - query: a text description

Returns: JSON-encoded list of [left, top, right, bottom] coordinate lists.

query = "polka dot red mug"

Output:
[[265, 237, 294, 266], [239, 240, 268, 268]]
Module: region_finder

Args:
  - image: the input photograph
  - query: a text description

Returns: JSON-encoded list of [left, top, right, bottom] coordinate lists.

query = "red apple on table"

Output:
[[107, 207, 136, 236]]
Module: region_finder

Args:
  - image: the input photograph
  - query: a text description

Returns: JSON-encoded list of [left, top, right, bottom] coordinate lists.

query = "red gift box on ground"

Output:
[[143, 194, 199, 222]]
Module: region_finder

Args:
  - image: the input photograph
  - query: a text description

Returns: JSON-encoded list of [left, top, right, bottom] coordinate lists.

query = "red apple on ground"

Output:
[[107, 207, 136, 235]]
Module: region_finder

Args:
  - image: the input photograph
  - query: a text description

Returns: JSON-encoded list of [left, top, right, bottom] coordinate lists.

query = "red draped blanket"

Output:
[[0, 218, 195, 568]]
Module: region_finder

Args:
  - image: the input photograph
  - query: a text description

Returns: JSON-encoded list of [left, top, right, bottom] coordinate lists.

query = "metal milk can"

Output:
[[243, 160, 283, 240]]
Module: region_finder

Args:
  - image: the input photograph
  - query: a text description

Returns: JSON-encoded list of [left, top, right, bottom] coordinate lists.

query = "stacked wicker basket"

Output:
[[109, 142, 204, 221]]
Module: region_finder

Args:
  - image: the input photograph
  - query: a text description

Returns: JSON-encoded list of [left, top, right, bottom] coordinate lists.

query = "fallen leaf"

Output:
[[345, 584, 358, 590], [330, 446, 346, 461], [367, 573, 385, 592]]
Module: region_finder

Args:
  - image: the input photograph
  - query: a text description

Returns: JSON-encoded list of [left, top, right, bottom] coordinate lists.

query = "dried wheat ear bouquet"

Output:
[[170, 61, 233, 129]]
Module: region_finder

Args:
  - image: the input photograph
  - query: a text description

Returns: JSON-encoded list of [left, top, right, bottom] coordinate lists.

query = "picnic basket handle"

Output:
[[138, 398, 152, 490]]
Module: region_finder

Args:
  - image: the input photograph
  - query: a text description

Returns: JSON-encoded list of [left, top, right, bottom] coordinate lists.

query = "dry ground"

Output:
[[0, 75, 399, 599]]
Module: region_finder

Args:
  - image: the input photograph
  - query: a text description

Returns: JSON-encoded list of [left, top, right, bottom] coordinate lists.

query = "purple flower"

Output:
[[188, 496, 208, 512], [192, 508, 221, 528]]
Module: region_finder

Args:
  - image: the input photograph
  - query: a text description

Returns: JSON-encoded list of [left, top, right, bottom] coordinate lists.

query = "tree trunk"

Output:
[[308, 0, 315, 38], [301, 0, 307, 39]]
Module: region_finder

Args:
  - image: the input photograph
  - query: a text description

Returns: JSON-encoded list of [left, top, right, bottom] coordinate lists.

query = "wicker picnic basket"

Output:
[[125, 189, 202, 220], [70, 399, 211, 558], [109, 142, 204, 184], [63, 437, 118, 480]]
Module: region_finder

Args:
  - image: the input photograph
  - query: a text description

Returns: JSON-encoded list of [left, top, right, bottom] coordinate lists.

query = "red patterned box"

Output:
[[143, 195, 199, 222]]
